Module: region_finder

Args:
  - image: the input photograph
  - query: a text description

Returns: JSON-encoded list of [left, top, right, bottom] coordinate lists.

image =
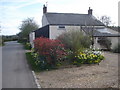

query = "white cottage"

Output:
[[41, 5, 105, 39], [30, 5, 120, 49]]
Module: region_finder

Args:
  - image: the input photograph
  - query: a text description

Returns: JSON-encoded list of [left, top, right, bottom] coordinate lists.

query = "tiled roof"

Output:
[[45, 13, 105, 26]]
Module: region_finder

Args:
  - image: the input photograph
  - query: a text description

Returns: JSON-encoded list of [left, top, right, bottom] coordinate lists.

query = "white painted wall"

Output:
[[29, 32, 35, 48], [49, 25, 83, 39], [94, 37, 102, 49], [42, 14, 49, 27], [106, 28, 119, 49], [108, 37, 119, 49], [49, 25, 105, 39]]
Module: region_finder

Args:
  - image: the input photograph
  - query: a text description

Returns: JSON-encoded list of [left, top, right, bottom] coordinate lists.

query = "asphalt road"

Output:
[[2, 41, 37, 88]]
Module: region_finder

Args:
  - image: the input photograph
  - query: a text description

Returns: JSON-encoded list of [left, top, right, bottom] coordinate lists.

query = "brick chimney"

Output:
[[43, 4, 47, 14], [88, 7, 92, 15]]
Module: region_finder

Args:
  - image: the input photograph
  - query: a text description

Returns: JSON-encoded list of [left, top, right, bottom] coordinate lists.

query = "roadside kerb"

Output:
[[32, 71, 41, 88]]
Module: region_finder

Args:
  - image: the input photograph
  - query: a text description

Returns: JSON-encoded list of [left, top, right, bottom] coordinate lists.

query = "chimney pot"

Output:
[[43, 4, 47, 14], [88, 7, 93, 15]]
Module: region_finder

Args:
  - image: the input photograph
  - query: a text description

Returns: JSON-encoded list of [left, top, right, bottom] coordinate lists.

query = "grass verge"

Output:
[[26, 52, 41, 72]]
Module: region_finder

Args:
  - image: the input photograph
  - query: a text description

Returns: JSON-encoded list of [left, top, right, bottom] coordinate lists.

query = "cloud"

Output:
[[13, 1, 44, 9], [0, 0, 45, 10]]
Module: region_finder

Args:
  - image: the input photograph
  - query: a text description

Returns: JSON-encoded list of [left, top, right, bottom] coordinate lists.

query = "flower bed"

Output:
[[31, 37, 105, 71], [74, 50, 104, 65]]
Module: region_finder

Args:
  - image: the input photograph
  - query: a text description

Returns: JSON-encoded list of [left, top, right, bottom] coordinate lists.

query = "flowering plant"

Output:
[[74, 50, 104, 65], [34, 37, 67, 67]]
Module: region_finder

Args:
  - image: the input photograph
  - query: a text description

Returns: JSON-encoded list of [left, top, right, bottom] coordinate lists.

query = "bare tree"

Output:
[[100, 15, 111, 26]]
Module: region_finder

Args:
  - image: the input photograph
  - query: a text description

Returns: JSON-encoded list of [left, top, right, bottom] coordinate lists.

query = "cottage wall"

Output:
[[106, 28, 119, 49], [94, 37, 102, 49], [94, 37, 119, 50], [49, 25, 105, 39], [108, 37, 119, 49], [42, 14, 49, 27], [49, 25, 83, 39], [29, 32, 35, 48]]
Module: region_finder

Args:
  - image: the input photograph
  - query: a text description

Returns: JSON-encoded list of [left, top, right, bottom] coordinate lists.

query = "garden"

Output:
[[26, 30, 105, 71]]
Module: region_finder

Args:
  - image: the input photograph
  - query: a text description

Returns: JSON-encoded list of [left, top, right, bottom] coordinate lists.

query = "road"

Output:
[[2, 41, 37, 88]]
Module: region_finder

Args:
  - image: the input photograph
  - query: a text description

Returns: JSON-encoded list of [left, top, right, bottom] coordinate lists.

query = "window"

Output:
[[58, 25, 65, 29]]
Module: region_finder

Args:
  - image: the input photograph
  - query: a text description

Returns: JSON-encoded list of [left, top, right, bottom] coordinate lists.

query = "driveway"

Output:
[[2, 41, 37, 88]]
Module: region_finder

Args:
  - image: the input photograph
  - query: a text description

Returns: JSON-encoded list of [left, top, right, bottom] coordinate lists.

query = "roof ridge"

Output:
[[46, 12, 88, 15]]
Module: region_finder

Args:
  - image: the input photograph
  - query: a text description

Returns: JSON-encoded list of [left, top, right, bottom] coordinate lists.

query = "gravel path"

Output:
[[36, 51, 119, 88]]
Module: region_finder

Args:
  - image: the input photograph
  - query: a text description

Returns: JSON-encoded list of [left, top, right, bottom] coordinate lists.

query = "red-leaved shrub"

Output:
[[34, 37, 67, 66]]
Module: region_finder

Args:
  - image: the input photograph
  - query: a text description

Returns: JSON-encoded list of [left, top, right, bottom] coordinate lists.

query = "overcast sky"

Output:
[[0, 0, 119, 35]]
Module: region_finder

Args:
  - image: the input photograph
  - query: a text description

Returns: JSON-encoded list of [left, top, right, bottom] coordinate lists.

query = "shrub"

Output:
[[112, 43, 120, 53], [24, 43, 31, 50], [34, 37, 67, 68], [26, 52, 40, 71], [57, 30, 91, 61], [0, 38, 3, 46], [26, 51, 51, 71], [30, 51, 52, 71], [74, 50, 104, 65], [57, 30, 91, 52]]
